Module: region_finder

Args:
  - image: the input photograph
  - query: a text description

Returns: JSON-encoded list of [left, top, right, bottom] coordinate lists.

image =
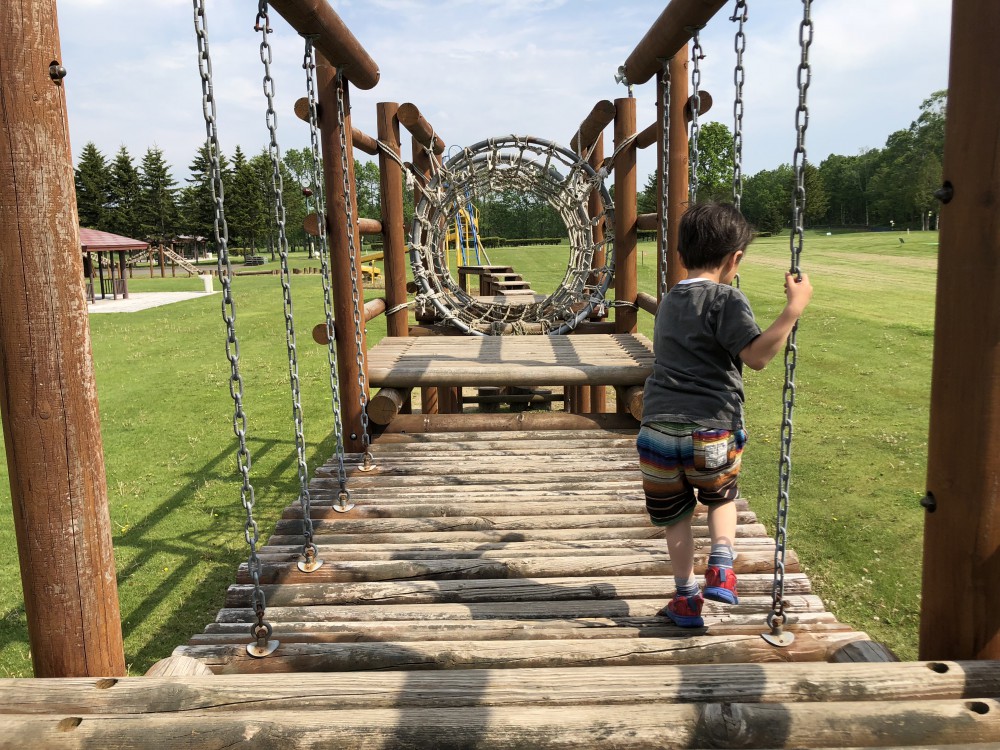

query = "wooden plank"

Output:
[[212, 595, 830, 623], [202, 611, 841, 639], [175, 631, 868, 673], [187, 620, 853, 646], [266, 523, 770, 546], [235, 549, 794, 584], [4, 699, 1000, 749], [223, 573, 811, 607], [5, 661, 1000, 713], [269, 512, 759, 535], [257, 537, 775, 562]]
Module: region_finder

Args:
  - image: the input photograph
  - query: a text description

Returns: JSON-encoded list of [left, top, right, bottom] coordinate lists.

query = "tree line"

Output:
[[640, 91, 947, 234], [74, 142, 387, 257], [75, 91, 945, 256]]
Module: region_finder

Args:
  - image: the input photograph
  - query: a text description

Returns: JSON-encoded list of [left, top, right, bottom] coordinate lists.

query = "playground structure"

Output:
[[0, 1, 999, 748]]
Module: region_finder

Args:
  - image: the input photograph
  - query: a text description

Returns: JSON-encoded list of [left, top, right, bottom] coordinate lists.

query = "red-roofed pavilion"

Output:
[[79, 228, 148, 302]]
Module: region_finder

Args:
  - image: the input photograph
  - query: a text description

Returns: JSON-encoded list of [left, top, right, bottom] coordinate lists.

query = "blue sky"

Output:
[[58, 0, 951, 185]]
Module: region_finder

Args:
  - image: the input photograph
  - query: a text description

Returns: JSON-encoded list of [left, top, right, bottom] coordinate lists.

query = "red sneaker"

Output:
[[704, 566, 739, 604], [660, 593, 704, 628]]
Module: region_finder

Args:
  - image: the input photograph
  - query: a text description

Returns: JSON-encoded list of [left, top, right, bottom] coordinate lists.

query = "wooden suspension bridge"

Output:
[[1, 1, 999, 747]]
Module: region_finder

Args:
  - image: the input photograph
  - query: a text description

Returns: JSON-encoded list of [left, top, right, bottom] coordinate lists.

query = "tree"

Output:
[[741, 165, 792, 235], [106, 146, 141, 239], [354, 160, 381, 220], [802, 162, 829, 227], [75, 142, 110, 229], [691, 121, 735, 203], [637, 171, 658, 215], [226, 146, 256, 253], [138, 147, 179, 244], [179, 140, 226, 242]]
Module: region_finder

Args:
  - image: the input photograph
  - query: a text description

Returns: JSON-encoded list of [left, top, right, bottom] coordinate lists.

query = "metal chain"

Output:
[[192, 0, 274, 656], [689, 28, 704, 205], [732, 0, 748, 209], [658, 59, 671, 300], [304, 38, 354, 513], [334, 68, 374, 465], [767, 0, 813, 646], [257, 2, 321, 571]]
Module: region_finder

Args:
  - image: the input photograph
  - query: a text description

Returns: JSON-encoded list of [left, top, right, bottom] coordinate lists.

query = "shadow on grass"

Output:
[[115, 429, 339, 674]]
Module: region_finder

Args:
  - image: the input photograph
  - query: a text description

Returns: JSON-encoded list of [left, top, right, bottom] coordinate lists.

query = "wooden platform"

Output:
[[4, 420, 1000, 746], [367, 333, 654, 388]]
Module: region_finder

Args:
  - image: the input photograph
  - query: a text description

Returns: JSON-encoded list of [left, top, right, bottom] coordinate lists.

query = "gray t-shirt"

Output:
[[641, 280, 761, 430]]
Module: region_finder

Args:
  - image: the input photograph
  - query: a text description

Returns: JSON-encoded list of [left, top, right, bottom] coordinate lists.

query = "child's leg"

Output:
[[707, 498, 737, 550], [664, 512, 695, 581]]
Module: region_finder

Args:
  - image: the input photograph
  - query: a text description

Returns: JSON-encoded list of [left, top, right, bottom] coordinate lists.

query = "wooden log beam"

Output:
[[316, 53, 367, 451], [267, 0, 379, 89], [358, 217, 382, 235], [376, 101, 410, 338], [5, 661, 1000, 713], [381, 412, 638, 433], [294, 96, 378, 152], [178, 631, 866, 673], [311, 298, 386, 345], [614, 96, 638, 334], [398, 102, 445, 154], [623, 385, 644, 421], [666, 51, 690, 290], [636, 121, 657, 150], [920, 0, 1000, 661], [637, 212, 658, 231], [635, 292, 658, 316], [4, 696, 999, 747], [367, 387, 410, 426], [620, 0, 728, 87], [569, 100, 616, 154], [0, 0, 126, 678]]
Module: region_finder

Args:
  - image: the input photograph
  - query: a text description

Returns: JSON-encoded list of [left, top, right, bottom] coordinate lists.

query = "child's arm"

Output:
[[740, 273, 813, 371]]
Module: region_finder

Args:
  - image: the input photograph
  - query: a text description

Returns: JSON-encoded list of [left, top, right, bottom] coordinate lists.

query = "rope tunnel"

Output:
[[408, 135, 616, 335]]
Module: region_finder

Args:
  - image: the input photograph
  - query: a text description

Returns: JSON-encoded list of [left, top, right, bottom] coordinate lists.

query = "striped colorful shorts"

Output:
[[636, 421, 747, 526]]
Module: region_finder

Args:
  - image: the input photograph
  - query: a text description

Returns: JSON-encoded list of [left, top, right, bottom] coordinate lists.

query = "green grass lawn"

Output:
[[0, 231, 936, 675]]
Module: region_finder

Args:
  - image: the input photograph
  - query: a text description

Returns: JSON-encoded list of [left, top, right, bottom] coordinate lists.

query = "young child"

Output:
[[637, 202, 813, 627]]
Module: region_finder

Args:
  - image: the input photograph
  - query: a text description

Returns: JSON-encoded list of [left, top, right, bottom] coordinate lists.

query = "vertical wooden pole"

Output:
[[376, 102, 409, 339], [317, 56, 367, 452], [411, 134, 439, 415], [667, 49, 690, 289], [614, 96, 638, 335], [0, 0, 125, 677], [919, 0, 1000, 661], [588, 134, 608, 414]]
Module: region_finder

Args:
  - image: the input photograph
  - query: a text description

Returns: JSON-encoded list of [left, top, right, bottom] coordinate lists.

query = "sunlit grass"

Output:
[[0, 231, 935, 674]]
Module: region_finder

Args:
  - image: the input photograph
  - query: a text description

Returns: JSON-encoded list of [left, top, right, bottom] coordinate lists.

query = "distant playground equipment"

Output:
[[444, 199, 490, 270]]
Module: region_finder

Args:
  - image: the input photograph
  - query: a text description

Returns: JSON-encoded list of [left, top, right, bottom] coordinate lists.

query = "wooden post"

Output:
[[317, 55, 367, 452], [667, 49, 690, 289], [0, 0, 125, 677], [614, 96, 638, 334], [376, 102, 409, 339], [588, 135, 608, 414], [158, 246, 165, 278], [919, 0, 1000, 661]]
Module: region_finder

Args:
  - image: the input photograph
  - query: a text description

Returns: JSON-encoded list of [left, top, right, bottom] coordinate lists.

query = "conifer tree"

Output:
[[75, 142, 110, 229], [107, 146, 141, 239], [138, 146, 179, 244]]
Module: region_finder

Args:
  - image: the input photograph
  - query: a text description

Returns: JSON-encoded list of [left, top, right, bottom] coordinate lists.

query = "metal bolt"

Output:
[[934, 182, 954, 204], [920, 492, 937, 513], [49, 62, 67, 83]]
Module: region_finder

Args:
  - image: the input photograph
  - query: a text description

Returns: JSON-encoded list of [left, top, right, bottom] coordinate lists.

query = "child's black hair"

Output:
[[678, 202, 754, 270]]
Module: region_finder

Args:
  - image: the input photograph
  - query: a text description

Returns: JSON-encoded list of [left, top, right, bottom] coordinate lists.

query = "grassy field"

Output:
[[0, 230, 936, 675]]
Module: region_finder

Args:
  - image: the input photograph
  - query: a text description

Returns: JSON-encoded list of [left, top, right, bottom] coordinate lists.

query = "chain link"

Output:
[[334, 68, 374, 464], [689, 28, 704, 205], [769, 0, 813, 636], [192, 0, 270, 643], [732, 0, 748, 209], [658, 59, 671, 300], [256, 2, 319, 564], [304, 38, 353, 510]]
